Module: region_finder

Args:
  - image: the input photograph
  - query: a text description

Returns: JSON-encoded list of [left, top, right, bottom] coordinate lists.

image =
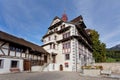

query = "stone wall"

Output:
[[95, 63, 120, 73]]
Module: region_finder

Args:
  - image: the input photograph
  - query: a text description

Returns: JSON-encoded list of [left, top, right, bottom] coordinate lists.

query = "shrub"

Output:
[[81, 65, 103, 70]]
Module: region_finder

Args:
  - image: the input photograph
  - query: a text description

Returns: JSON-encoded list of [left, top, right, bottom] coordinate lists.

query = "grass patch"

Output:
[[106, 57, 116, 62]]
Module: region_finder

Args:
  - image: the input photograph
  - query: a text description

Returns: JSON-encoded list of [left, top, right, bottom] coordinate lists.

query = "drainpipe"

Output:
[[75, 40, 77, 72]]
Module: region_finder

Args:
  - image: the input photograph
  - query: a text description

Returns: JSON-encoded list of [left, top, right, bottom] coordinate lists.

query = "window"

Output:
[[56, 28, 58, 31], [63, 42, 71, 49], [61, 24, 65, 29], [48, 37, 51, 41], [11, 60, 19, 68], [9, 44, 25, 53], [53, 44, 55, 49], [54, 28, 58, 32], [63, 32, 70, 39], [50, 44, 52, 49], [10, 46, 15, 51], [63, 42, 71, 54], [52, 55, 56, 63], [67, 42, 70, 48], [0, 59, 4, 68], [65, 54, 70, 60], [65, 62, 69, 68], [54, 35, 57, 40]]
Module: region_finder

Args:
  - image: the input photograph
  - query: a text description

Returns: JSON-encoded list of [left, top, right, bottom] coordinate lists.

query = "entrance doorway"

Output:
[[44, 55, 47, 63], [59, 64, 63, 71], [24, 60, 31, 71]]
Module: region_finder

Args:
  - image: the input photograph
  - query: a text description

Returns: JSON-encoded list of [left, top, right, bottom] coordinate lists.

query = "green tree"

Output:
[[89, 30, 106, 62]]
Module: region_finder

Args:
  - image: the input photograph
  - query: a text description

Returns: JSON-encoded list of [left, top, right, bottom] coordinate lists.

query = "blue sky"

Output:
[[0, 0, 120, 48]]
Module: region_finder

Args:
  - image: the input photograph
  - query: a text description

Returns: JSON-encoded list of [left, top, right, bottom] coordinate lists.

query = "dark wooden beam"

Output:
[[0, 42, 7, 55], [8, 48, 10, 56], [0, 42, 6, 47], [15, 49, 16, 57], [0, 49, 5, 55]]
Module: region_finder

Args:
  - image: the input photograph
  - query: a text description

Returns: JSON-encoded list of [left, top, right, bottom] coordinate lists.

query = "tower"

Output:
[[61, 12, 68, 22]]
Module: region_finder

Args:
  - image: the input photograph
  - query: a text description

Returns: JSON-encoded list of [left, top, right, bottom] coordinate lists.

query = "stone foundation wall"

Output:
[[95, 63, 120, 73]]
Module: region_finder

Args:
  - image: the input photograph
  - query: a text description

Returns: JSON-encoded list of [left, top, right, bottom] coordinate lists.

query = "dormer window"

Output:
[[61, 24, 65, 29], [63, 24, 65, 27], [54, 28, 58, 32]]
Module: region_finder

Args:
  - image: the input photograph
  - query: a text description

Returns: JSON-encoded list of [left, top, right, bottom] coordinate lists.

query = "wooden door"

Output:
[[52, 55, 56, 63], [59, 64, 63, 71], [24, 60, 31, 71], [44, 55, 47, 63]]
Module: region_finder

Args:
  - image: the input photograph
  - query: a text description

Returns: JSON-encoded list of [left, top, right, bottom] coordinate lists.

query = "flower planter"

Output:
[[83, 69, 101, 76]]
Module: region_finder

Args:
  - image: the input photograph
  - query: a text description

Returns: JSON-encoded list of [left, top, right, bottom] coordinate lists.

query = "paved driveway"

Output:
[[0, 72, 119, 80], [0, 72, 80, 80]]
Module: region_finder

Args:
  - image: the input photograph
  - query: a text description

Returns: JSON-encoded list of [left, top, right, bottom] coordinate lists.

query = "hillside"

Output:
[[108, 44, 120, 50], [106, 44, 120, 62]]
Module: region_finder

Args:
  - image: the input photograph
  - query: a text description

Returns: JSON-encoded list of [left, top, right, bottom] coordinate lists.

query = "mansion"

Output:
[[0, 13, 93, 74], [42, 14, 93, 71]]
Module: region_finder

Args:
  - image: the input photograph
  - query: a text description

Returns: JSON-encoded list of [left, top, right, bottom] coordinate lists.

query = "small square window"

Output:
[[65, 62, 69, 68], [65, 54, 70, 60], [11, 60, 19, 68]]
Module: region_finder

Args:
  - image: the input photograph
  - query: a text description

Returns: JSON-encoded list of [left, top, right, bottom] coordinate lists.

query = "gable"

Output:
[[50, 18, 61, 26]]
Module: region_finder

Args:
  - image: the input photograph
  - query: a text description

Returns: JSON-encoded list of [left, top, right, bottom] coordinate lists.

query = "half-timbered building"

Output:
[[0, 31, 49, 74], [42, 14, 93, 71]]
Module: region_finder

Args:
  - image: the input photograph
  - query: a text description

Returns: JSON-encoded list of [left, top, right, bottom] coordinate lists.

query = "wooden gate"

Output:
[[24, 60, 31, 71]]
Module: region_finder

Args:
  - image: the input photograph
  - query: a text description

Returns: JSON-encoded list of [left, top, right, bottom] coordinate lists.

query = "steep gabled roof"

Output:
[[70, 15, 83, 23], [48, 16, 63, 30], [0, 31, 48, 54], [70, 15, 86, 28]]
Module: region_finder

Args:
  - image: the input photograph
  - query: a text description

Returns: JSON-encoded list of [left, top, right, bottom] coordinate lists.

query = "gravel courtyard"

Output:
[[0, 72, 119, 80]]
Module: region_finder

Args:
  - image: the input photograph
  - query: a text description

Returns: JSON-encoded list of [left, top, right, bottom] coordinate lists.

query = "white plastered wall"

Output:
[[0, 57, 23, 74]]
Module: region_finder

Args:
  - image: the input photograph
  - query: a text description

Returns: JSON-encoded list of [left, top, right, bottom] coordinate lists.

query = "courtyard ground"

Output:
[[0, 72, 119, 80]]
